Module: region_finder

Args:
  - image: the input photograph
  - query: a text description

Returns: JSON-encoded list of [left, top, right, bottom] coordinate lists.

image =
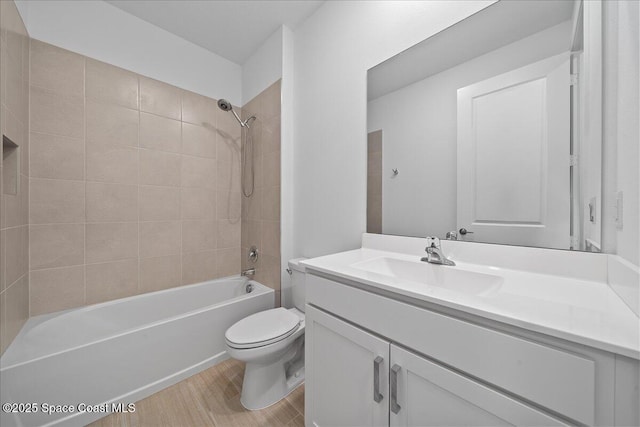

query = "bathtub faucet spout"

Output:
[[241, 268, 255, 278]]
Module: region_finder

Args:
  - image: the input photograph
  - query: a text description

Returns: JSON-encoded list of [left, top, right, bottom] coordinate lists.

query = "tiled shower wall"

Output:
[[28, 40, 242, 316], [367, 130, 382, 234], [241, 81, 281, 305], [0, 0, 30, 355]]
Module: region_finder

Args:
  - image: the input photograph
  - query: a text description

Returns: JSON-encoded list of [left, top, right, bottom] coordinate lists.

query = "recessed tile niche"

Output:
[[2, 135, 19, 196]]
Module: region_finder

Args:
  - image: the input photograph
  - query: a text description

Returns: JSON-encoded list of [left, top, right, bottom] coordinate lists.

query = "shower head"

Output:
[[217, 98, 253, 128], [217, 99, 233, 112]]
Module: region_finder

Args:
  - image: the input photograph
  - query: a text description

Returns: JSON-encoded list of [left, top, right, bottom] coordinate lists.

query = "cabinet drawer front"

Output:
[[307, 273, 596, 425], [390, 344, 569, 427]]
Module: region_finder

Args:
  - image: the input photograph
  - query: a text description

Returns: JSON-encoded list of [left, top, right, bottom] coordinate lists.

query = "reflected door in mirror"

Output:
[[457, 54, 570, 249]]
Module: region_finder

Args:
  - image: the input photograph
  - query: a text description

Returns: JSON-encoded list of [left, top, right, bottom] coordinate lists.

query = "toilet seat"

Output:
[[226, 308, 301, 349]]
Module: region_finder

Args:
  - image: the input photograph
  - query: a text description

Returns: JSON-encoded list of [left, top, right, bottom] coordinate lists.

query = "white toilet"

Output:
[[225, 258, 306, 410]]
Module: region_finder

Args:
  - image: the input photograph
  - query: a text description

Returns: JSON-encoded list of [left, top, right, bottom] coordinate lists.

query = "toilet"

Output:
[[225, 258, 306, 410]]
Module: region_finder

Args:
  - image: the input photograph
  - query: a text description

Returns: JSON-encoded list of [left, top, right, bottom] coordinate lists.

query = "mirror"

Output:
[[367, 0, 608, 252]]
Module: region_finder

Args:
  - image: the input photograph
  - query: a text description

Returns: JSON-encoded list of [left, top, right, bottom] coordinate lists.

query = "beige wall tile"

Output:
[[182, 220, 217, 253], [139, 221, 181, 258], [182, 122, 216, 159], [30, 178, 85, 224], [242, 220, 262, 250], [5, 225, 28, 285], [30, 132, 84, 180], [217, 190, 241, 220], [3, 176, 28, 228], [262, 186, 281, 221], [262, 151, 280, 188], [182, 90, 216, 127], [5, 45, 26, 124], [261, 220, 280, 258], [30, 266, 85, 315], [86, 143, 138, 184], [217, 247, 240, 277], [216, 130, 241, 164], [86, 100, 138, 147], [367, 151, 382, 176], [367, 173, 382, 198], [30, 224, 84, 270], [216, 160, 241, 192], [182, 250, 217, 285], [244, 189, 262, 221], [86, 182, 138, 222], [4, 275, 28, 347], [255, 254, 281, 292], [181, 155, 216, 189], [251, 151, 264, 190], [2, 106, 25, 154], [140, 112, 181, 153], [86, 58, 138, 109], [217, 219, 241, 249], [0, 230, 5, 292], [261, 80, 281, 121], [139, 185, 180, 221], [368, 130, 383, 153], [30, 86, 84, 138], [86, 259, 138, 304], [86, 101, 138, 184], [181, 187, 216, 220], [30, 40, 84, 97], [139, 255, 181, 293], [0, 291, 5, 355], [140, 76, 181, 120], [140, 149, 181, 186], [86, 222, 138, 263], [262, 118, 281, 154]]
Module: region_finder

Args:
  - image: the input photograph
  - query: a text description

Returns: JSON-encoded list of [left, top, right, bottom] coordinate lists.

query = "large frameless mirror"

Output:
[[366, 0, 616, 252]]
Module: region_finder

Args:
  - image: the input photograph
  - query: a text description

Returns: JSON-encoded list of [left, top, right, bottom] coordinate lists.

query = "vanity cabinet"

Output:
[[305, 272, 638, 426], [306, 305, 566, 427], [306, 305, 389, 426]]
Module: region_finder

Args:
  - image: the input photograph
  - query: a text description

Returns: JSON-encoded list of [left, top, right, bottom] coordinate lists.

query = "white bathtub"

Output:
[[0, 276, 274, 427]]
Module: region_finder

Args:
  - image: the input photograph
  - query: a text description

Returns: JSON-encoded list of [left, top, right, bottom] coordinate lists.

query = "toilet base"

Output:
[[240, 361, 305, 410]]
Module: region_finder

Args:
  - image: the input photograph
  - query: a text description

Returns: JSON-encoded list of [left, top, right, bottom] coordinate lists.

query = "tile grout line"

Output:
[[82, 56, 87, 307], [137, 75, 141, 296]]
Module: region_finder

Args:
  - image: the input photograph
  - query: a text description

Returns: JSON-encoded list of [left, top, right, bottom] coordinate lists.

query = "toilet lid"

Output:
[[226, 308, 300, 349]]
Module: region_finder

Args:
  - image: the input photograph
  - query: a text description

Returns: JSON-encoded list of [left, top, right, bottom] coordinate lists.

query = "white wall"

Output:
[[242, 27, 284, 105], [367, 21, 571, 238], [608, 0, 639, 266], [292, 0, 495, 258], [280, 25, 296, 308], [15, 0, 242, 104]]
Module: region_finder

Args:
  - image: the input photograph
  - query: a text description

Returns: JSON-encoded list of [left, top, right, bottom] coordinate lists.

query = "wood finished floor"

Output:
[[89, 359, 304, 427]]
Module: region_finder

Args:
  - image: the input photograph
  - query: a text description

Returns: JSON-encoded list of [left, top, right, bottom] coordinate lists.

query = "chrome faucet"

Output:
[[421, 237, 456, 266], [241, 268, 256, 277]]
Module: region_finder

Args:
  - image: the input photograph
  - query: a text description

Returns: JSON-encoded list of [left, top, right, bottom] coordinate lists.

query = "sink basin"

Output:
[[351, 257, 502, 295]]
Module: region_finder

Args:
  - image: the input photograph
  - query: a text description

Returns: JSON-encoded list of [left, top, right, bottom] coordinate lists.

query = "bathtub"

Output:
[[0, 276, 274, 427]]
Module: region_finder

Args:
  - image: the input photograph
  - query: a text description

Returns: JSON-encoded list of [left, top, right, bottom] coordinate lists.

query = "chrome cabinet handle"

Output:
[[391, 364, 401, 414], [373, 356, 383, 403]]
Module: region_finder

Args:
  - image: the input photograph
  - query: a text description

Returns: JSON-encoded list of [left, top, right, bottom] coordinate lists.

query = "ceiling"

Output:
[[368, 0, 576, 101], [106, 0, 324, 65]]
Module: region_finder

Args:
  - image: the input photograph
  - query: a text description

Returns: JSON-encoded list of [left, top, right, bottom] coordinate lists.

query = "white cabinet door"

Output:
[[305, 305, 390, 427], [389, 345, 568, 427], [457, 53, 570, 249]]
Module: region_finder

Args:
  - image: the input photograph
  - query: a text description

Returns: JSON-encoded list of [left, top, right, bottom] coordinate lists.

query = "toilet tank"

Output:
[[288, 258, 307, 312]]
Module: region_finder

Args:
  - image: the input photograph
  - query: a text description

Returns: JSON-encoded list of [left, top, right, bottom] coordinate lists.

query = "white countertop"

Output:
[[301, 247, 640, 359]]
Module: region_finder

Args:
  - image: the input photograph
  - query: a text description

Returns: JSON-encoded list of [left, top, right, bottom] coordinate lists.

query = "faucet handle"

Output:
[[426, 236, 441, 249]]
